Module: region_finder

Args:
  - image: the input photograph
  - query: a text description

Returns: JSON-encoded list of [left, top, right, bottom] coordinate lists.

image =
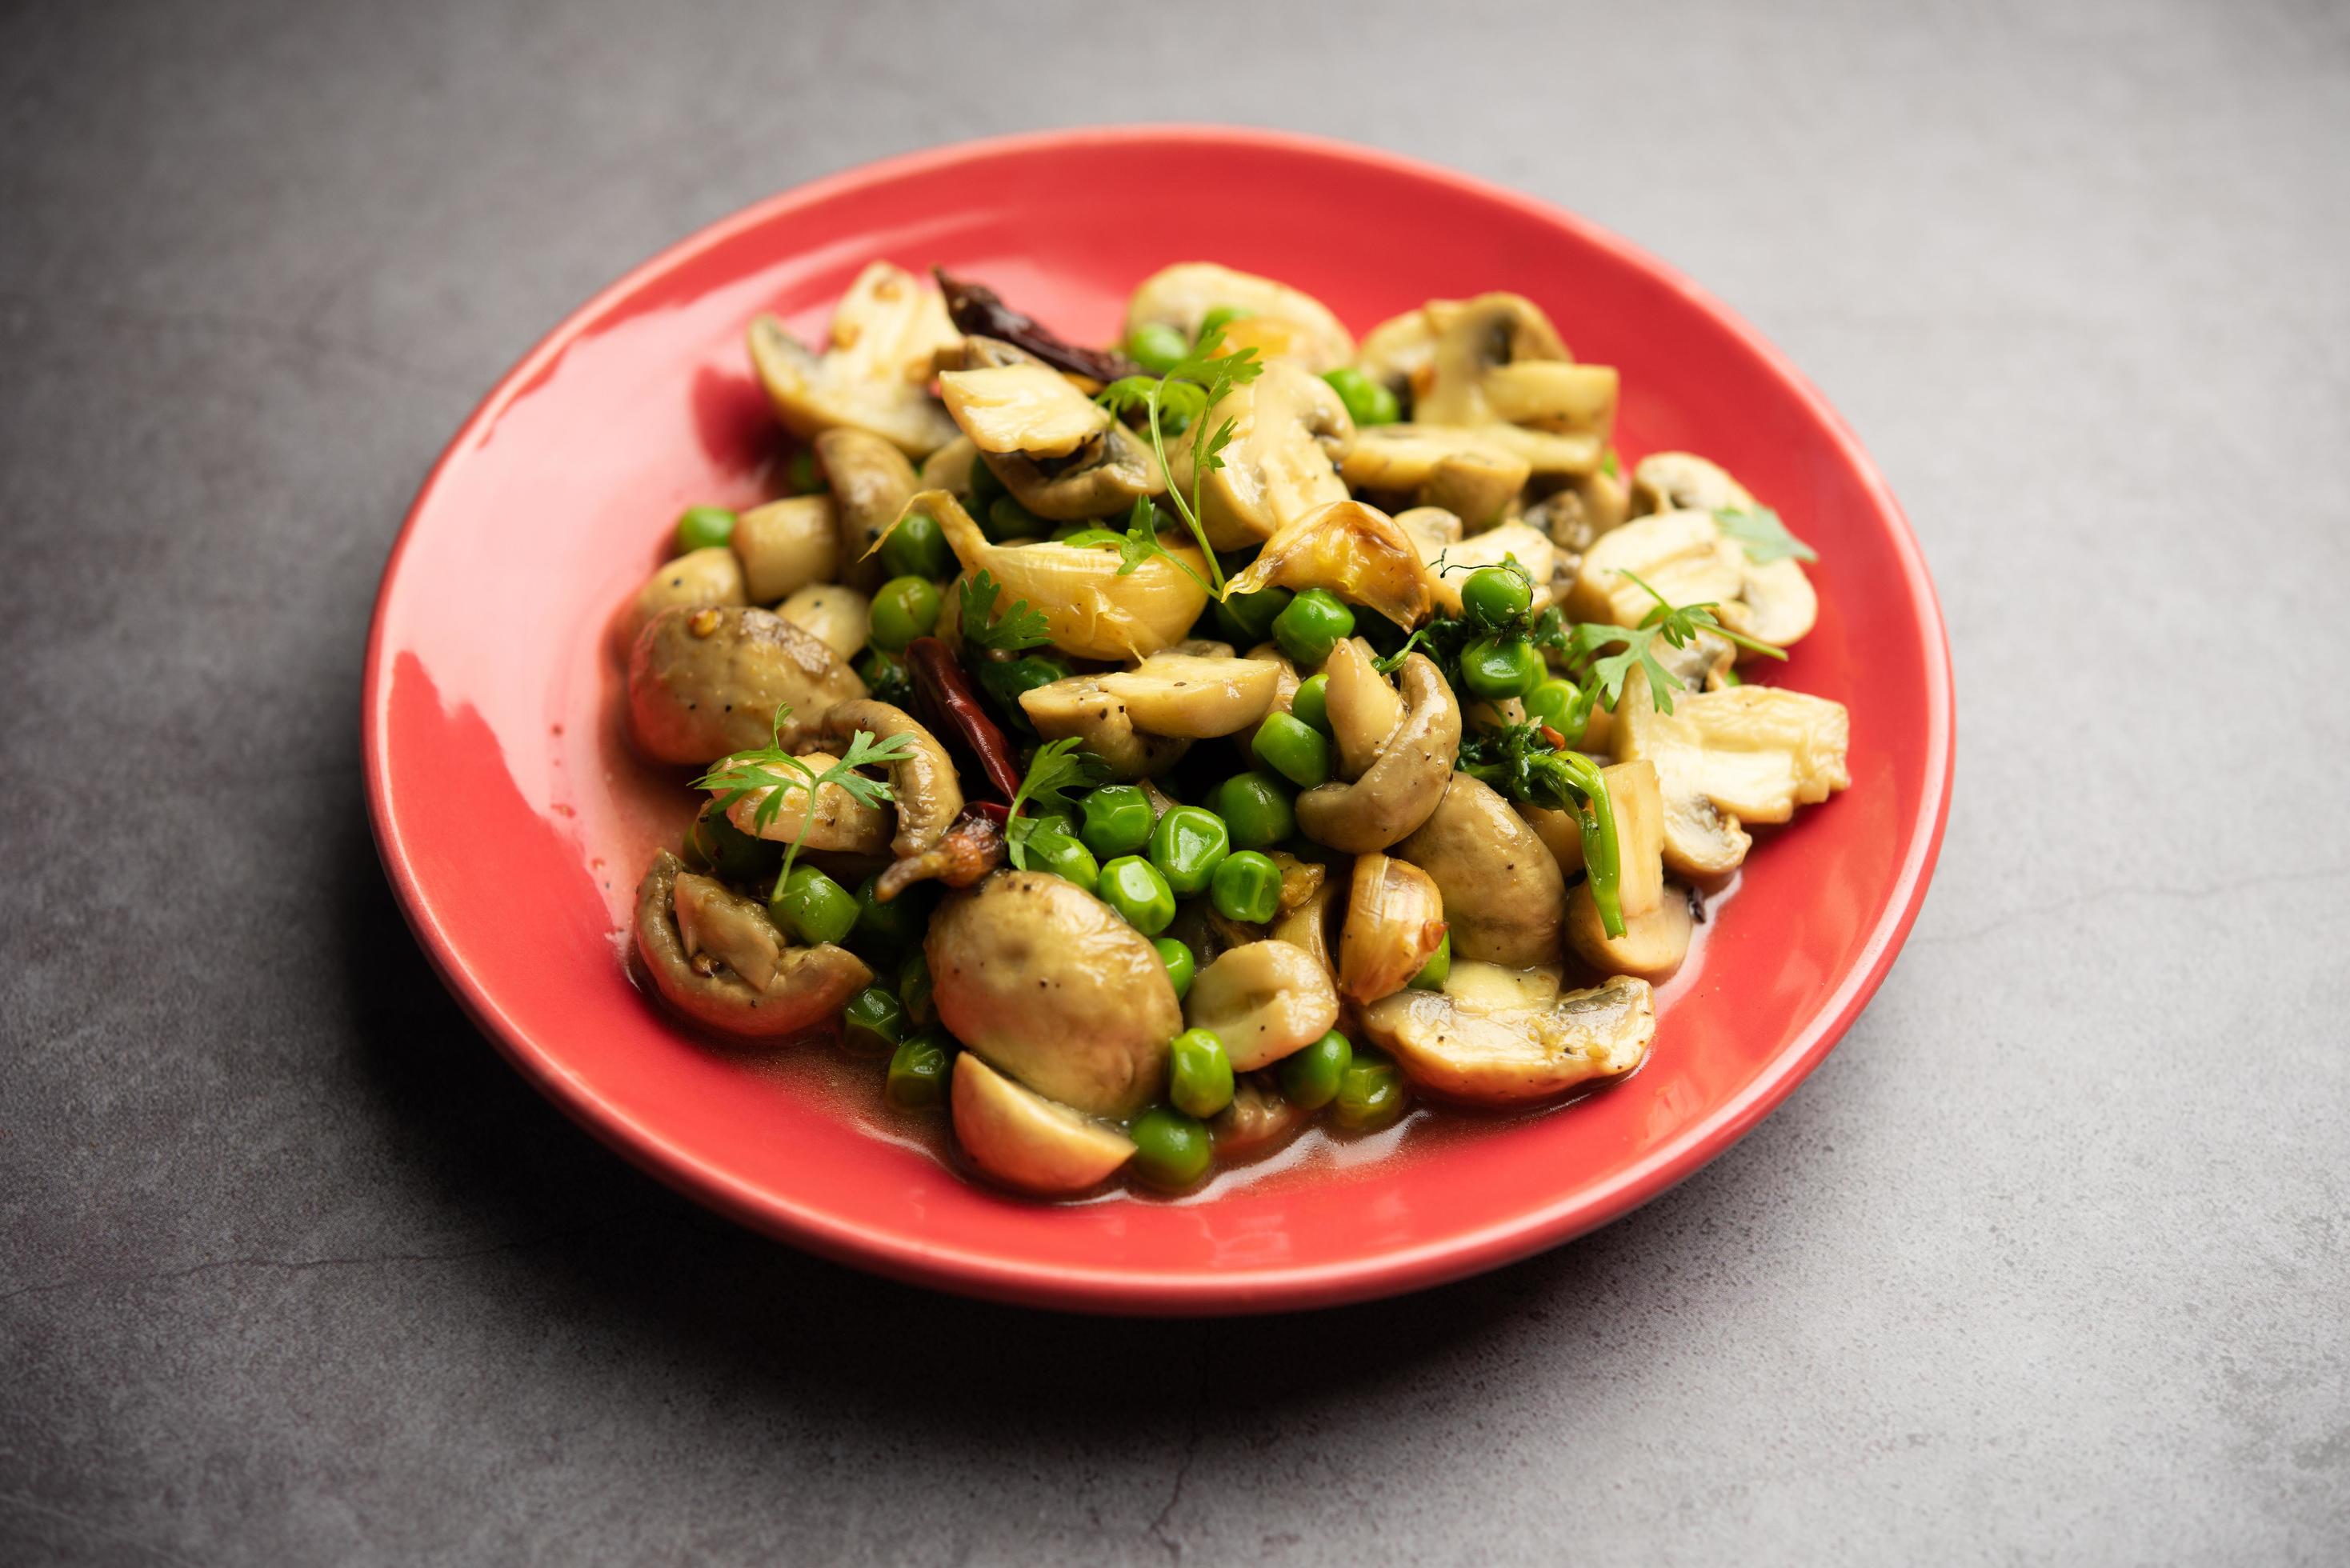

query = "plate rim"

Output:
[[362, 123, 1956, 1315]]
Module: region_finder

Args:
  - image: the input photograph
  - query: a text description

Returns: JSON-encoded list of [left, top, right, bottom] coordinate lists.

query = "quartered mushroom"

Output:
[[1553, 759, 1691, 982], [626, 604, 865, 766], [775, 582, 870, 662], [634, 850, 871, 1038], [1167, 362, 1355, 549], [1399, 513, 1555, 617], [1125, 262, 1355, 372], [1526, 466, 1634, 568], [1352, 308, 1440, 410], [814, 429, 919, 593], [1095, 653, 1283, 738], [926, 870, 1179, 1119], [1341, 425, 1532, 524], [1320, 637, 1403, 779], [1566, 880, 1693, 982], [1393, 771, 1567, 968], [1628, 450, 1751, 516], [819, 699, 963, 857], [1416, 294, 1616, 448], [951, 1053, 1136, 1198], [747, 261, 962, 457], [731, 494, 839, 604], [1019, 674, 1191, 780], [1625, 453, 1818, 647], [1359, 970, 1655, 1106], [1183, 939, 1343, 1072], [622, 546, 745, 651], [1294, 652, 1461, 852], [948, 337, 1163, 521], [1613, 668, 1851, 826], [1338, 854, 1447, 1004], [939, 355, 1113, 459], [1567, 510, 1747, 630], [1220, 499, 1434, 631]]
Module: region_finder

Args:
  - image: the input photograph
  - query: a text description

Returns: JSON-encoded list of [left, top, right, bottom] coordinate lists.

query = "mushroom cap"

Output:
[[1183, 939, 1343, 1072], [1359, 971, 1655, 1106], [819, 698, 963, 858], [927, 871, 1180, 1119], [1125, 262, 1355, 373], [1565, 882, 1693, 984], [731, 494, 839, 604], [626, 604, 865, 766], [1293, 653, 1461, 853], [1393, 771, 1567, 969], [814, 428, 919, 594], [1629, 450, 1753, 517], [633, 850, 871, 1038], [621, 546, 746, 654], [1170, 362, 1355, 550], [951, 1053, 1137, 1198], [983, 421, 1166, 523], [746, 262, 961, 457], [775, 582, 871, 662], [723, 750, 891, 854], [1095, 654, 1283, 739]]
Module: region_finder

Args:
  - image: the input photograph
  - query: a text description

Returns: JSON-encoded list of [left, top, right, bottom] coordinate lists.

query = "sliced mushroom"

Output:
[[1167, 362, 1355, 550], [1341, 425, 1532, 514], [894, 490, 1207, 660], [918, 434, 980, 496], [1526, 466, 1633, 568], [814, 428, 919, 593], [1019, 674, 1190, 780], [1353, 308, 1439, 409], [1209, 1071, 1312, 1158], [1567, 510, 1746, 629], [1733, 555, 1819, 647], [1220, 499, 1433, 631], [627, 604, 865, 766], [622, 546, 745, 652], [775, 582, 870, 662], [951, 1053, 1136, 1198], [722, 750, 890, 854], [731, 495, 839, 604], [1393, 771, 1566, 968], [1359, 971, 1654, 1106], [1183, 940, 1343, 1072], [1565, 881, 1692, 983], [1294, 653, 1461, 852], [1124, 262, 1355, 373], [747, 262, 961, 457], [819, 699, 963, 857], [927, 870, 1179, 1118], [986, 422, 1165, 522], [1613, 669, 1851, 826], [1600, 758, 1666, 918], [1321, 637, 1404, 780], [1628, 451, 1752, 516], [1267, 875, 1343, 988], [634, 850, 870, 1038], [939, 360, 1113, 458], [1087, 653, 1281, 738], [1626, 454, 1816, 646], [1338, 854, 1447, 1005], [1415, 520, 1556, 618]]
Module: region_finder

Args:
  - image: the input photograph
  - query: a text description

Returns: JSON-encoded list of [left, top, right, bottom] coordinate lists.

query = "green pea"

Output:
[[1126, 322, 1190, 375], [1057, 526, 1125, 550], [685, 799, 780, 883], [1209, 771, 1296, 850], [673, 504, 737, 554], [853, 874, 927, 955], [1408, 931, 1451, 990], [897, 952, 935, 1027], [966, 452, 1007, 509], [1152, 936, 1195, 999], [841, 986, 907, 1057], [1321, 367, 1400, 428], [1279, 1030, 1352, 1111], [1288, 673, 1332, 735], [869, 575, 943, 654], [1079, 784, 1156, 860], [1148, 805, 1230, 897], [879, 508, 957, 580], [975, 653, 1073, 730], [1332, 1050, 1407, 1133], [1098, 856, 1176, 934], [1211, 585, 1293, 646], [1523, 677, 1580, 730], [1251, 711, 1332, 790], [1210, 850, 1282, 924], [787, 450, 825, 494], [771, 864, 859, 946], [1272, 588, 1355, 667], [884, 1029, 953, 1110], [1199, 304, 1255, 338], [1459, 635, 1543, 701], [1130, 1105, 1215, 1190], [1022, 822, 1100, 892], [986, 495, 1045, 542], [1460, 565, 1532, 629], [1169, 1028, 1235, 1118]]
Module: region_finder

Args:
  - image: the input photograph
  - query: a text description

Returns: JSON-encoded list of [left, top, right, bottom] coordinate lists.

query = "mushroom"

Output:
[[1209, 1071, 1313, 1158], [1094, 653, 1282, 738], [1220, 499, 1434, 631], [747, 261, 961, 457], [1267, 876, 1343, 988], [951, 1053, 1136, 1198], [1293, 653, 1461, 852], [814, 428, 919, 593], [1320, 637, 1403, 779], [890, 490, 1208, 660], [1338, 854, 1447, 1005], [1353, 308, 1439, 410], [1415, 294, 1610, 429], [627, 605, 865, 766], [1519, 760, 1666, 908], [775, 582, 870, 662], [938, 359, 1113, 459], [1341, 426, 1532, 521], [873, 802, 1007, 902], [731, 495, 839, 604], [948, 337, 1163, 522], [633, 850, 871, 1038], [621, 546, 745, 652], [721, 750, 891, 854], [1393, 772, 1566, 968], [1167, 362, 1355, 550], [1565, 881, 1692, 983], [1183, 940, 1343, 1071], [1526, 466, 1633, 570], [1612, 669, 1851, 826], [819, 698, 963, 857], [1359, 972, 1655, 1106], [1409, 518, 1556, 618], [1124, 262, 1355, 373], [1567, 510, 1747, 629], [1019, 674, 1190, 780], [918, 435, 980, 496], [1628, 451, 1751, 516], [1233, 641, 1301, 756], [926, 870, 1179, 1118], [1625, 454, 1818, 647]]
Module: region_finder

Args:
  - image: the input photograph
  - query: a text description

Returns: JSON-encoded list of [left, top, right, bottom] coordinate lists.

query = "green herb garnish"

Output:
[[959, 568, 1052, 652], [692, 705, 918, 899], [1095, 322, 1265, 596], [1002, 737, 1109, 870], [1713, 505, 1817, 565]]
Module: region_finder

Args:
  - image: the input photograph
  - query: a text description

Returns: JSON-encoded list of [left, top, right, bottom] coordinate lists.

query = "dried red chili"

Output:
[[905, 635, 1022, 802], [935, 268, 1142, 385]]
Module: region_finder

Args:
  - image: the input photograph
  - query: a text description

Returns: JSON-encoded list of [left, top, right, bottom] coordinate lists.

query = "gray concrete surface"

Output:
[[3, 0, 2346, 1561]]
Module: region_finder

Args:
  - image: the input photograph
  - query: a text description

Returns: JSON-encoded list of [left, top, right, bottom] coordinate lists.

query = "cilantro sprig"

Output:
[[959, 569, 1051, 653], [1095, 322, 1265, 595], [691, 705, 919, 900], [1563, 570, 1787, 716], [1714, 506, 1817, 565], [1002, 737, 1108, 870], [1458, 722, 1627, 936]]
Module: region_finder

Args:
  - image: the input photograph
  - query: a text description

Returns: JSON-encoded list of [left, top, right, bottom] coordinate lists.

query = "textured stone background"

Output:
[[3, 1, 2345, 1562]]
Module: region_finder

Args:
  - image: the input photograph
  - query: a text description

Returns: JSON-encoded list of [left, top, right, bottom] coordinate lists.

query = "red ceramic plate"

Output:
[[364, 126, 1952, 1314]]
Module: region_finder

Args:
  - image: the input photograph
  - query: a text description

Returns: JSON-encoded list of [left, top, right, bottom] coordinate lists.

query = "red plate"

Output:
[[363, 127, 1952, 1314]]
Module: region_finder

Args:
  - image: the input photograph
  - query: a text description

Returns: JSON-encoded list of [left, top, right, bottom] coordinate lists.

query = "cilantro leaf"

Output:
[[1091, 321, 1266, 598], [691, 706, 919, 894], [959, 569, 1051, 652], [1002, 737, 1108, 870], [1714, 506, 1818, 565]]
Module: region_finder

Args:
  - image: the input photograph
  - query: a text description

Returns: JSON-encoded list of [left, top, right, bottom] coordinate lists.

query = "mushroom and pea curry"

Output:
[[619, 260, 1851, 1198]]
